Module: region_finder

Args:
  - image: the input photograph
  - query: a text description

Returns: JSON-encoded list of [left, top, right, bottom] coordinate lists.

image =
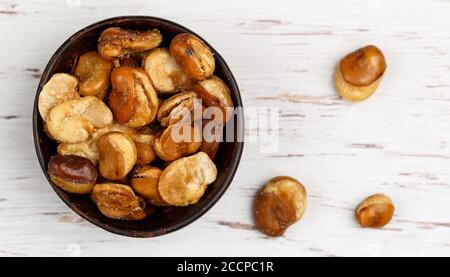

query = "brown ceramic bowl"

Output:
[[32, 16, 244, 237]]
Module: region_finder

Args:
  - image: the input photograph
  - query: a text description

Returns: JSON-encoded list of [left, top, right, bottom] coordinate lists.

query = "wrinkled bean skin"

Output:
[[194, 76, 234, 123], [254, 176, 307, 237], [91, 183, 139, 209], [48, 154, 97, 194], [157, 92, 201, 127], [254, 192, 297, 237], [109, 66, 159, 127], [109, 66, 137, 123], [91, 183, 146, 220], [170, 33, 215, 81], [355, 194, 394, 228], [74, 51, 113, 99], [263, 176, 307, 221], [98, 27, 162, 60], [126, 68, 159, 127], [122, 197, 147, 220]]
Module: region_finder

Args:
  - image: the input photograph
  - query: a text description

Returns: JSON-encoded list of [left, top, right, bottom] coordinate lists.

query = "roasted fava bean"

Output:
[[335, 45, 386, 101], [159, 152, 217, 206], [48, 154, 97, 194], [109, 66, 137, 123], [131, 165, 167, 206], [254, 192, 296, 237], [255, 176, 307, 237], [109, 66, 159, 127], [355, 194, 394, 228], [58, 123, 157, 166], [143, 48, 191, 94], [98, 27, 162, 60], [157, 92, 200, 127], [132, 127, 158, 165], [74, 51, 113, 99], [134, 142, 156, 165], [194, 76, 234, 123], [169, 33, 215, 81], [46, 96, 113, 144], [263, 176, 307, 221], [122, 197, 148, 221], [57, 123, 134, 165], [97, 132, 137, 181], [91, 183, 146, 220], [154, 124, 201, 161], [38, 73, 79, 122]]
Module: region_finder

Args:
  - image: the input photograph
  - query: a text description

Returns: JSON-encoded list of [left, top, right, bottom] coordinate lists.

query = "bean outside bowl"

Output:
[[32, 16, 244, 237]]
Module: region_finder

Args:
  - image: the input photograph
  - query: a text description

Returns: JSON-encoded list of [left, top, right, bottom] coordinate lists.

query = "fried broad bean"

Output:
[[194, 76, 234, 123], [97, 132, 137, 181], [263, 176, 307, 221], [134, 141, 156, 165], [109, 66, 159, 127], [335, 45, 386, 101], [133, 126, 159, 165], [157, 92, 201, 127], [169, 33, 215, 81], [131, 165, 167, 206], [74, 51, 113, 99], [254, 193, 296, 237], [98, 27, 162, 60], [58, 124, 157, 166], [109, 66, 136, 123], [159, 152, 217, 206], [46, 96, 113, 144], [355, 194, 394, 228], [143, 48, 191, 94], [154, 124, 201, 161], [38, 73, 80, 122], [122, 197, 147, 221], [91, 183, 146, 220], [57, 123, 133, 165], [48, 154, 97, 194], [255, 176, 307, 237]]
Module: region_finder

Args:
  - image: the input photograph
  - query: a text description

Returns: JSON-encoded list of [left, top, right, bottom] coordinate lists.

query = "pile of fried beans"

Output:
[[39, 27, 233, 221]]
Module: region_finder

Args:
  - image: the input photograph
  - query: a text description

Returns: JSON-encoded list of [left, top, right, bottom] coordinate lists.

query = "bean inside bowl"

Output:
[[33, 16, 244, 237]]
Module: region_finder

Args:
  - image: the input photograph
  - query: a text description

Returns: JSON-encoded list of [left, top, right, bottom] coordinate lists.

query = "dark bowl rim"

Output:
[[32, 15, 244, 238]]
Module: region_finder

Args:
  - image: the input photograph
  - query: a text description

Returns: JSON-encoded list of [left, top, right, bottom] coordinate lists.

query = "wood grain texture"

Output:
[[1, 0, 450, 256]]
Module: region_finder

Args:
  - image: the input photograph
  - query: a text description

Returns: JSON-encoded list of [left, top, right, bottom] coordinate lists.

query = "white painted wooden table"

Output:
[[1, 0, 450, 257]]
